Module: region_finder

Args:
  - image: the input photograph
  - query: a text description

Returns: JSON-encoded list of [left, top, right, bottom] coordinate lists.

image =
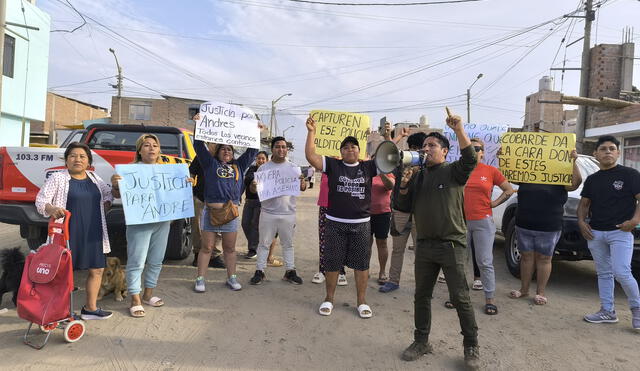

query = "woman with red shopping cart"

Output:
[[35, 142, 114, 320]]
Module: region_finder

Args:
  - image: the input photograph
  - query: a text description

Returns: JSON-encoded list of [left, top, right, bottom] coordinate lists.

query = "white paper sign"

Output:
[[255, 166, 302, 202], [444, 123, 509, 167], [195, 101, 260, 149]]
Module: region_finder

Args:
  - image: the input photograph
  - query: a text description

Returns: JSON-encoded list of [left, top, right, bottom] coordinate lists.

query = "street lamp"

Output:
[[270, 93, 292, 136], [282, 125, 295, 137], [466, 73, 483, 124], [109, 48, 123, 124]]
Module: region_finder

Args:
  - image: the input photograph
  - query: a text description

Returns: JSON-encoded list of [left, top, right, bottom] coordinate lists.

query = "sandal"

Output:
[[377, 274, 388, 285], [142, 296, 164, 307], [509, 290, 528, 299], [472, 280, 483, 290], [357, 304, 373, 318], [437, 273, 446, 284], [268, 258, 284, 267], [319, 301, 333, 316], [533, 295, 548, 305], [444, 301, 455, 309], [484, 304, 498, 315], [129, 305, 145, 318]]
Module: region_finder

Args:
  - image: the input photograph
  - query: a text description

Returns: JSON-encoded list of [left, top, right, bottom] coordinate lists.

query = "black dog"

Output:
[[0, 247, 26, 307]]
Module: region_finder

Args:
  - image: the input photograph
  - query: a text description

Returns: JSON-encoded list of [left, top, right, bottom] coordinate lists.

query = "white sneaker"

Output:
[[226, 275, 242, 291], [194, 276, 205, 293], [312, 272, 325, 284], [337, 274, 348, 286]]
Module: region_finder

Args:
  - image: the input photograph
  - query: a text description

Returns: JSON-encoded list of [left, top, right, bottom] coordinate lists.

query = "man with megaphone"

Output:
[[397, 111, 480, 369]]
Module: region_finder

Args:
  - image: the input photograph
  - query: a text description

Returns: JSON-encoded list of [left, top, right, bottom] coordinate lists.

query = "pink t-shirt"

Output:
[[370, 174, 394, 215], [317, 173, 329, 207]]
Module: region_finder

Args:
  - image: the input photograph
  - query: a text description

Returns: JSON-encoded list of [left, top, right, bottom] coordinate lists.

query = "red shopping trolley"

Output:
[[17, 211, 86, 349]]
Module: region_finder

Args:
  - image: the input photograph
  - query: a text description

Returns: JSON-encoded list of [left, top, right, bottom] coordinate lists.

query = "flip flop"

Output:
[[484, 303, 498, 315], [319, 301, 333, 316], [509, 290, 529, 299], [129, 305, 145, 318], [142, 296, 164, 307], [472, 280, 484, 290], [533, 295, 548, 305], [268, 258, 284, 267], [444, 301, 455, 309], [437, 273, 446, 284], [357, 304, 373, 319], [377, 275, 388, 285]]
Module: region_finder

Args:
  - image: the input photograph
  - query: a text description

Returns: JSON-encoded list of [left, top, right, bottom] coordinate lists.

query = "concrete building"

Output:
[[523, 77, 565, 133], [367, 115, 439, 155], [110, 95, 205, 129], [583, 40, 640, 171], [0, 0, 50, 146], [30, 92, 109, 144]]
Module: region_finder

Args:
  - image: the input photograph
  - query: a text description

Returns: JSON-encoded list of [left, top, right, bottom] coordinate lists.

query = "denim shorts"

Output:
[[515, 226, 561, 256], [200, 207, 239, 233]]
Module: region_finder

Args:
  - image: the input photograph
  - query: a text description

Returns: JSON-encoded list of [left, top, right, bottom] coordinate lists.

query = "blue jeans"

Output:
[[587, 229, 640, 312], [125, 221, 171, 295]]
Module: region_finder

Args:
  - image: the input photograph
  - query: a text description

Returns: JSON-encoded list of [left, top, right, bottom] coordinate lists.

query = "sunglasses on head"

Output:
[[473, 146, 483, 152]]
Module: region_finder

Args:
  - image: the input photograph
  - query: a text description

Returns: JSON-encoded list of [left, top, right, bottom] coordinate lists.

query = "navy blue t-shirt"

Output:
[[516, 183, 568, 232], [581, 165, 640, 231]]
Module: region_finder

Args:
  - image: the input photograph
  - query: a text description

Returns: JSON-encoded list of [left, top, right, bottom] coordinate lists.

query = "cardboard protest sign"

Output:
[[195, 101, 260, 149], [444, 123, 509, 168], [116, 164, 195, 225], [255, 165, 302, 202], [310, 110, 370, 160], [498, 132, 576, 185]]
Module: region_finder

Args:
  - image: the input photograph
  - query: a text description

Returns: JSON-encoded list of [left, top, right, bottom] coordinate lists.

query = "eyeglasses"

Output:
[[473, 146, 483, 152]]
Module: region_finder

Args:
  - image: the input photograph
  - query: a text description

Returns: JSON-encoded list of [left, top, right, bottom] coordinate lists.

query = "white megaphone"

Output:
[[374, 140, 424, 174]]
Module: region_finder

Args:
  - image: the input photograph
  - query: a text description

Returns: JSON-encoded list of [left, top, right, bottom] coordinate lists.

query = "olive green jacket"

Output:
[[398, 145, 477, 245]]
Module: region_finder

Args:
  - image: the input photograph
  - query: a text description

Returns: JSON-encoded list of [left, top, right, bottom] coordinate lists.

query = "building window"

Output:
[[188, 105, 200, 120], [623, 136, 640, 171], [129, 103, 152, 120], [3, 35, 15, 78]]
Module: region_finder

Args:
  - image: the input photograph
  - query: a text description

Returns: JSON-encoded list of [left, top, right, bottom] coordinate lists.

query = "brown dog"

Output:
[[98, 257, 127, 301]]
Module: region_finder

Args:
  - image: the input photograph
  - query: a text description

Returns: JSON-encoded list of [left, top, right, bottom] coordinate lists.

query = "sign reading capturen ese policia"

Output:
[[311, 110, 370, 160], [498, 132, 576, 186]]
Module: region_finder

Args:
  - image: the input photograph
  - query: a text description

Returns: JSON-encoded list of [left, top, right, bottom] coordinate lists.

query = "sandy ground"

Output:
[[1, 186, 639, 370]]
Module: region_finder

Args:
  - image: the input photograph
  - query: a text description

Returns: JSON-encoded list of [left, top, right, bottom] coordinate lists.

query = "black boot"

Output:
[[209, 255, 226, 269], [191, 252, 199, 267]]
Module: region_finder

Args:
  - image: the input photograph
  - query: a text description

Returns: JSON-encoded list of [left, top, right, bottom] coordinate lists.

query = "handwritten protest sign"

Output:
[[311, 110, 370, 160], [195, 101, 260, 149], [116, 164, 195, 225], [498, 132, 576, 185], [255, 165, 302, 202], [444, 123, 509, 167]]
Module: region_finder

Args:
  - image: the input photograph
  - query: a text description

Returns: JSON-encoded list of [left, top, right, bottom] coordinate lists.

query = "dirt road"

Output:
[[0, 187, 638, 370]]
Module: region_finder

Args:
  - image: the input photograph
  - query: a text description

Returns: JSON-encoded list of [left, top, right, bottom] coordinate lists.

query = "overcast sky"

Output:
[[41, 0, 639, 164]]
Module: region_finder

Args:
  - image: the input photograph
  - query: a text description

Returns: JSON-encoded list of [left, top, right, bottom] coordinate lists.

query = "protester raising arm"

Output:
[[305, 116, 323, 171], [447, 114, 477, 184]]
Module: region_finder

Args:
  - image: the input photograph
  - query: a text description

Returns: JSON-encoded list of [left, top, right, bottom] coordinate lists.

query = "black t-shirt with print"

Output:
[[516, 183, 568, 232], [581, 165, 640, 231], [324, 157, 378, 221]]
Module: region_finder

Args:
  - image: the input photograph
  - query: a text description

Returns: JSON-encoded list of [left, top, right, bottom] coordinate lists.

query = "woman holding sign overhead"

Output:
[[192, 113, 262, 293], [36, 142, 114, 320], [111, 134, 191, 318], [508, 148, 582, 306]]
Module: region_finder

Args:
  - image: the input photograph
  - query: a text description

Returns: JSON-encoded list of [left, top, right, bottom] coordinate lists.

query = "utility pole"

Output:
[[575, 0, 594, 153], [269, 93, 292, 136], [109, 48, 123, 124], [0, 0, 6, 125], [466, 73, 483, 123]]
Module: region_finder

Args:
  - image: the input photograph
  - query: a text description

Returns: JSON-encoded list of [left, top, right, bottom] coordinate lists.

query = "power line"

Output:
[[50, 0, 87, 33], [49, 76, 115, 89], [285, 0, 482, 5]]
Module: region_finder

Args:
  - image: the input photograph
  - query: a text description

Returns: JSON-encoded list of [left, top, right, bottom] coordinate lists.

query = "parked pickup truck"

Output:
[[0, 124, 196, 260], [492, 155, 640, 278]]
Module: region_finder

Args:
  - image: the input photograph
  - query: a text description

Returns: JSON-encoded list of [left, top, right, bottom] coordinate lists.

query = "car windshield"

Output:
[[577, 156, 600, 179], [88, 131, 182, 157]]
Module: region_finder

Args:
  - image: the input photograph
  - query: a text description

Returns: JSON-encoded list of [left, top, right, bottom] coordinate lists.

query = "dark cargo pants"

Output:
[[413, 239, 478, 347]]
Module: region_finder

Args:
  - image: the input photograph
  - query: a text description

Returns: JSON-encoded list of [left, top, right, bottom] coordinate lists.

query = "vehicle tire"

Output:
[[63, 320, 85, 343], [504, 218, 521, 278], [164, 218, 192, 260]]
